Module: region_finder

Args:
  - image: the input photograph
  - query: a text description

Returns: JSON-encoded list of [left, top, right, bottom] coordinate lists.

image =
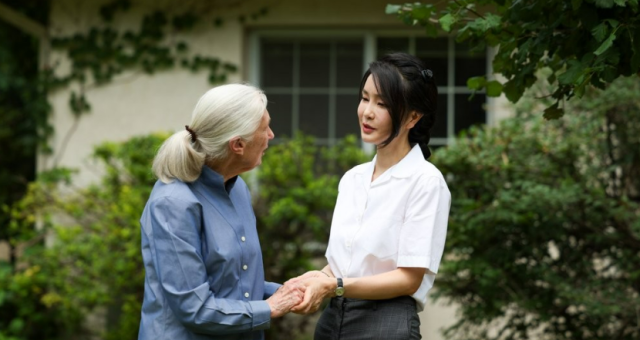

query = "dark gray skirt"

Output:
[[314, 296, 421, 340]]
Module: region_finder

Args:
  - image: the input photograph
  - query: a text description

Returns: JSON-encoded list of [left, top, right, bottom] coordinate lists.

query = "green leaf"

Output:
[[558, 60, 584, 85], [630, 0, 639, 11], [594, 31, 617, 55], [604, 19, 620, 28], [571, 0, 583, 10], [424, 24, 438, 37], [411, 6, 433, 20], [467, 76, 486, 90], [503, 79, 525, 102], [543, 102, 564, 120], [486, 80, 504, 97], [439, 13, 455, 32], [613, 0, 627, 6], [595, 0, 615, 8], [591, 23, 608, 42], [385, 4, 402, 14]]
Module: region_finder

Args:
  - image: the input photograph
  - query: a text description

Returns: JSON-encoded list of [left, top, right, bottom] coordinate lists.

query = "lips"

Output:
[[362, 123, 375, 134]]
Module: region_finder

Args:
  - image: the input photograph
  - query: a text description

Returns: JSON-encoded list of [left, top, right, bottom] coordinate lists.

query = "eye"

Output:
[[361, 97, 370, 102], [377, 102, 386, 107]]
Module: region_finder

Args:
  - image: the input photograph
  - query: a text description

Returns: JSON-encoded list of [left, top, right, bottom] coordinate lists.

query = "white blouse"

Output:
[[325, 145, 451, 311]]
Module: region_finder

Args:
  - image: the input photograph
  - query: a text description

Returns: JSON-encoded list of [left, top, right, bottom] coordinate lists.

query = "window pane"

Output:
[[266, 94, 292, 138], [431, 94, 448, 138], [416, 37, 449, 52], [300, 42, 331, 88], [299, 94, 329, 138], [419, 57, 448, 87], [455, 57, 487, 87], [377, 37, 409, 57], [336, 41, 364, 88], [262, 41, 294, 87], [416, 37, 449, 86], [455, 94, 486, 134], [336, 94, 361, 138]]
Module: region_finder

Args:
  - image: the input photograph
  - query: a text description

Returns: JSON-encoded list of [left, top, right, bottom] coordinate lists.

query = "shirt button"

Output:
[[241, 236, 246, 242], [244, 292, 249, 298], [243, 264, 248, 270], [346, 240, 351, 247]]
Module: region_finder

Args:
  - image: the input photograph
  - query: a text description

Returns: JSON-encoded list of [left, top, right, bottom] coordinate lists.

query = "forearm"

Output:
[[316, 267, 424, 300], [320, 265, 335, 278]]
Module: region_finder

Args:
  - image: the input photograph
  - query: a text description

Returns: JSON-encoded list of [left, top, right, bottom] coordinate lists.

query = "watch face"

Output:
[[335, 287, 345, 296]]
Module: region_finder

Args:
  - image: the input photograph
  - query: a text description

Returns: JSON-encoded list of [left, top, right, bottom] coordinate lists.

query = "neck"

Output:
[[372, 136, 412, 180], [206, 157, 241, 183]]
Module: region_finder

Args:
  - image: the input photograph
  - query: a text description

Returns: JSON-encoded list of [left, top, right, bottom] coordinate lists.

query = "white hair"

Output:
[[152, 83, 267, 183]]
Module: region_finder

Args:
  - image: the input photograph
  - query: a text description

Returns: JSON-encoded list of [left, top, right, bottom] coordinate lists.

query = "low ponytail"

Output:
[[152, 130, 206, 183], [151, 83, 267, 184], [409, 114, 434, 160]]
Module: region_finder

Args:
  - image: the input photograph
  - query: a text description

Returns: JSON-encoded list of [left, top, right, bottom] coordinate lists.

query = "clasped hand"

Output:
[[266, 270, 334, 318], [288, 271, 335, 315]]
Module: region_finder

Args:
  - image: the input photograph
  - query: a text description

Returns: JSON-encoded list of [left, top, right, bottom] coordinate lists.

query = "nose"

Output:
[[364, 103, 375, 121], [268, 126, 275, 140]]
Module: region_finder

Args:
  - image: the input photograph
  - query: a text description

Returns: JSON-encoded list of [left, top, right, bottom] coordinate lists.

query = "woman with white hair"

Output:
[[138, 84, 303, 340]]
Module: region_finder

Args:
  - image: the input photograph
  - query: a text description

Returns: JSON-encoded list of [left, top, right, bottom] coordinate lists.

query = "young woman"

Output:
[[290, 53, 451, 340]]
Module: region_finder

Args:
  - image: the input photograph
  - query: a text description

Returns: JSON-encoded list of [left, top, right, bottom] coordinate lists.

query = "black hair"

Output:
[[359, 52, 438, 159]]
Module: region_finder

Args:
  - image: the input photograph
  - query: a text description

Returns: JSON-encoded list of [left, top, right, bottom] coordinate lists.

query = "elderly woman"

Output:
[[138, 84, 303, 340]]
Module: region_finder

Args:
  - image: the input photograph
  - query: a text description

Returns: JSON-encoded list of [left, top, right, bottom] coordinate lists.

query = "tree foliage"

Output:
[[387, 0, 640, 118], [430, 76, 640, 339]]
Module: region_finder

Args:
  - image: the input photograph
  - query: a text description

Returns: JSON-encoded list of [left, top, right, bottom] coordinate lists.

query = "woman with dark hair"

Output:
[[290, 53, 451, 340]]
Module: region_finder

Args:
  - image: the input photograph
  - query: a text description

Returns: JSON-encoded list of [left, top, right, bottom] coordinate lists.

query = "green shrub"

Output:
[[432, 77, 640, 340]]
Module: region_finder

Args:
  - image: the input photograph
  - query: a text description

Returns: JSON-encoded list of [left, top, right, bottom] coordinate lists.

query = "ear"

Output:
[[229, 137, 246, 155], [405, 111, 423, 130]]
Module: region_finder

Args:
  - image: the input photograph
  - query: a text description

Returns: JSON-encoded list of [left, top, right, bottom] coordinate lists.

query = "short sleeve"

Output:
[[397, 176, 451, 274]]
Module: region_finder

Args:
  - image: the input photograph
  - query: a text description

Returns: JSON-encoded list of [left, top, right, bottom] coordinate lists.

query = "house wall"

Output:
[[45, 0, 509, 337]]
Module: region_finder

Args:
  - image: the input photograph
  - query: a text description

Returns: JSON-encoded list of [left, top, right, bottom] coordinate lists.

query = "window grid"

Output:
[[253, 32, 488, 147]]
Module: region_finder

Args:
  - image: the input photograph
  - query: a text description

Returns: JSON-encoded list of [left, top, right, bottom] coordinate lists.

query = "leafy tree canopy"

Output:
[[387, 0, 640, 119]]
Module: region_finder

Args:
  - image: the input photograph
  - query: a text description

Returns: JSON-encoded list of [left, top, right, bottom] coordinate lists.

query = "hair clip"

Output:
[[421, 69, 433, 81], [185, 125, 198, 142]]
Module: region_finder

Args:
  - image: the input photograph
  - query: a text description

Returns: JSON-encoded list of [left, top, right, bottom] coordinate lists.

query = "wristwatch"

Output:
[[335, 278, 345, 297]]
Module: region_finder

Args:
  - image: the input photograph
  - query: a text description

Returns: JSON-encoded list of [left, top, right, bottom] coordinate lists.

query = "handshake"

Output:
[[266, 270, 336, 318]]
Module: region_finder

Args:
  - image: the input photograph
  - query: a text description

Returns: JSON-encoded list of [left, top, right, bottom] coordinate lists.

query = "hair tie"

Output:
[[185, 125, 197, 142], [421, 69, 433, 81]]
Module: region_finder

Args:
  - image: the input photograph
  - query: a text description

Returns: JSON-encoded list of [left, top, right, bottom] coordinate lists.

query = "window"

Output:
[[251, 32, 489, 146]]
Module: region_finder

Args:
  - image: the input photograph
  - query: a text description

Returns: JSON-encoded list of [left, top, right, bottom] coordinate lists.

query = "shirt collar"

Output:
[[199, 166, 238, 194], [355, 144, 424, 180]]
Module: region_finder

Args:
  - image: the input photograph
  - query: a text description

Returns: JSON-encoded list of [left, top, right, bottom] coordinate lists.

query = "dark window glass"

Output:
[[377, 38, 409, 57], [336, 94, 361, 138], [416, 37, 449, 86], [336, 41, 364, 88], [454, 57, 487, 86], [261, 41, 293, 87], [266, 94, 292, 138], [300, 42, 331, 88], [454, 94, 486, 134], [431, 94, 448, 138], [299, 94, 329, 138]]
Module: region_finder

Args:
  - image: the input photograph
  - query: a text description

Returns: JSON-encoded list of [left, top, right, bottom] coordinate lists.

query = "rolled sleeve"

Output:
[[149, 196, 267, 335], [397, 176, 451, 274]]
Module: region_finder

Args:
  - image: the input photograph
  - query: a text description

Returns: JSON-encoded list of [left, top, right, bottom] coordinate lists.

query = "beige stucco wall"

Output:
[[44, 0, 499, 338]]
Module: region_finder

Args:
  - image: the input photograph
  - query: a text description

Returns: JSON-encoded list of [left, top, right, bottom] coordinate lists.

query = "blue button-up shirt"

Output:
[[139, 166, 280, 340]]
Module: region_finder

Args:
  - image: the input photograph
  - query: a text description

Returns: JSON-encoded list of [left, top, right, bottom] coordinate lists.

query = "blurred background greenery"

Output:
[[2, 0, 640, 339]]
